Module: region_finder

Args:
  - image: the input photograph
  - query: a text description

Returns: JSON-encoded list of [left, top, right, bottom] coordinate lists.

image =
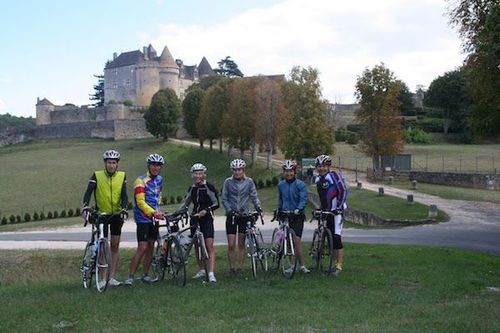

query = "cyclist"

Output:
[[176, 163, 220, 283], [221, 158, 262, 274], [82, 149, 128, 287], [277, 160, 310, 274], [124, 153, 165, 285], [314, 154, 348, 276]]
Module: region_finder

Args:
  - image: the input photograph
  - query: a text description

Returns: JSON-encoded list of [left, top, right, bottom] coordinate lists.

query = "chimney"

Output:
[[143, 46, 148, 60], [113, 52, 117, 60]]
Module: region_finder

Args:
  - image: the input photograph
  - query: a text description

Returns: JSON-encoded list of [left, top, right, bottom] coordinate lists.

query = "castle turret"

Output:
[[36, 97, 55, 125], [159, 46, 179, 95]]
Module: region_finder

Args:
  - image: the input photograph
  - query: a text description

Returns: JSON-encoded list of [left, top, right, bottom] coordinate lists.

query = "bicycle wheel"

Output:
[[197, 233, 209, 282], [254, 229, 268, 273], [151, 240, 167, 282], [319, 229, 334, 275], [166, 237, 186, 286], [95, 240, 110, 292], [270, 228, 281, 271], [281, 228, 297, 279], [80, 241, 94, 289], [310, 229, 321, 270], [246, 233, 258, 279]]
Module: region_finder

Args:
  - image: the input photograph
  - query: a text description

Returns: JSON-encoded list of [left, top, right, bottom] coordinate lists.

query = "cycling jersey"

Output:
[[278, 177, 308, 212], [315, 171, 347, 211], [221, 176, 261, 215], [133, 172, 163, 224], [83, 170, 128, 215], [178, 181, 220, 214]]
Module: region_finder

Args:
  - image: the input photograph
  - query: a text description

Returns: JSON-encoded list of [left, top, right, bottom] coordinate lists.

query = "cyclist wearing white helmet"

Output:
[[125, 153, 165, 285], [176, 163, 220, 282], [222, 158, 262, 274], [314, 154, 348, 276], [277, 160, 310, 273], [82, 149, 129, 286]]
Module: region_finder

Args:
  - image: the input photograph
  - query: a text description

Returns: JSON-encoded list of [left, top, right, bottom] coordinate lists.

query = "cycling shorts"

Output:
[[225, 215, 249, 235], [136, 223, 158, 242], [190, 216, 215, 239], [326, 214, 343, 250], [97, 214, 124, 237], [288, 214, 305, 238]]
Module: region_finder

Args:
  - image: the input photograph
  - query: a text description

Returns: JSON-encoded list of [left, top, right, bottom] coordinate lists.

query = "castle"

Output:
[[36, 44, 214, 140]]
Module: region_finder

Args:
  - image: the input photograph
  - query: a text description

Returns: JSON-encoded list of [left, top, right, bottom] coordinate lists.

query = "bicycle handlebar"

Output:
[[271, 209, 302, 222], [231, 211, 263, 225], [309, 209, 337, 222]]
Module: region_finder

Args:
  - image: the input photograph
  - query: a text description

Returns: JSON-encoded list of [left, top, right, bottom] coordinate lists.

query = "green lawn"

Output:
[[0, 138, 279, 218], [348, 188, 448, 222], [0, 246, 499, 332], [384, 179, 500, 204]]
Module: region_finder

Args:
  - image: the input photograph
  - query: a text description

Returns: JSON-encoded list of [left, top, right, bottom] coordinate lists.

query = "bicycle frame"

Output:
[[270, 210, 299, 278]]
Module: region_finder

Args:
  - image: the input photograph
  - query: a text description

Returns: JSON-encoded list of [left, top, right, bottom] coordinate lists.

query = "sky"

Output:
[[0, 0, 465, 118]]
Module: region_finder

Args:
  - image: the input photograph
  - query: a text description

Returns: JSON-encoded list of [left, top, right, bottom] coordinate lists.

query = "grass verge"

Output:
[[0, 246, 499, 332]]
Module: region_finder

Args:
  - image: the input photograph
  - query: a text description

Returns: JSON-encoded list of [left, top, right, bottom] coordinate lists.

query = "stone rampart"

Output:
[[36, 121, 115, 139], [113, 120, 152, 140], [409, 171, 499, 190]]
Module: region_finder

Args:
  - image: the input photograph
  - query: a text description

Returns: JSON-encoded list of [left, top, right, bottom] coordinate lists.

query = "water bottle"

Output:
[[275, 229, 284, 246]]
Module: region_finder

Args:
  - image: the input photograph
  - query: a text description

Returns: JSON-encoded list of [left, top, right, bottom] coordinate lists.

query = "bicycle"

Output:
[[270, 210, 298, 279], [309, 209, 335, 275], [234, 211, 268, 279], [151, 211, 189, 286], [80, 209, 112, 292]]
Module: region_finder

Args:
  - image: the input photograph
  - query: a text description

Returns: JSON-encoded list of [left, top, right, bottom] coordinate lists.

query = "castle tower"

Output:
[[158, 46, 179, 95], [136, 45, 160, 106], [35, 97, 55, 125]]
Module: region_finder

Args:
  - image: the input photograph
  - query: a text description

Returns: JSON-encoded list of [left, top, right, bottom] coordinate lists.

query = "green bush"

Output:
[[405, 127, 433, 144], [161, 196, 169, 205], [24, 213, 31, 222], [170, 196, 176, 205], [460, 131, 474, 144], [16, 215, 22, 223], [68, 209, 74, 217], [47, 212, 53, 219], [417, 118, 442, 133], [176, 196, 183, 204], [75, 208, 81, 217], [1, 217, 7, 225], [123, 100, 133, 107], [272, 176, 279, 186], [40, 212, 46, 220], [60, 210, 67, 218], [9, 215, 16, 224], [33, 212, 39, 221], [335, 127, 351, 142], [346, 124, 364, 133], [257, 180, 264, 189], [347, 133, 359, 144], [266, 179, 273, 187], [53, 211, 59, 219]]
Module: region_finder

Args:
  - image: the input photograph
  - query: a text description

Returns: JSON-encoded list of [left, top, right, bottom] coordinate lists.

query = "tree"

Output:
[[354, 63, 405, 172], [144, 88, 181, 140], [214, 56, 244, 77], [397, 80, 415, 116], [222, 77, 259, 159], [90, 74, 104, 106], [182, 87, 205, 148], [255, 77, 286, 169], [280, 66, 334, 161], [424, 70, 470, 134], [197, 79, 231, 151]]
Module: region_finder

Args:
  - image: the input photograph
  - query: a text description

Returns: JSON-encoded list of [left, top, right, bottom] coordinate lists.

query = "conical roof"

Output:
[[159, 46, 178, 68], [198, 56, 214, 76], [37, 98, 54, 106]]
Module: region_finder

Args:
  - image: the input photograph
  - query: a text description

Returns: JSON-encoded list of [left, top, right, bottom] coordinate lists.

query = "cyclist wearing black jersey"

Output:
[[177, 163, 220, 283]]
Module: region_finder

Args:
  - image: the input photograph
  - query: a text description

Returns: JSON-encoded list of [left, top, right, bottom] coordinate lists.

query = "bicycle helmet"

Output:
[[315, 154, 332, 166], [282, 160, 297, 171], [103, 149, 120, 161], [230, 158, 246, 169], [146, 153, 165, 165], [191, 163, 207, 173]]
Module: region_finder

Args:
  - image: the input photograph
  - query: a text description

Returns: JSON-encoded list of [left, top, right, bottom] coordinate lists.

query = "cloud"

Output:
[[146, 0, 463, 102], [0, 98, 7, 112], [0, 78, 12, 84]]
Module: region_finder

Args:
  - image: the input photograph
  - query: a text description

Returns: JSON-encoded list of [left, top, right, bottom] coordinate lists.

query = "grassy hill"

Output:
[[0, 138, 278, 217]]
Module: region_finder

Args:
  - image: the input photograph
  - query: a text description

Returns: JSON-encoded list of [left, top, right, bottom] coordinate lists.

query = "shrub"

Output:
[[123, 100, 133, 107], [335, 127, 351, 142], [68, 209, 74, 217], [40, 212, 46, 220], [33, 212, 39, 221], [1, 217, 7, 225], [176, 196, 183, 204], [257, 180, 264, 189], [405, 127, 433, 144], [75, 208, 81, 217], [127, 202, 133, 210], [161, 196, 169, 205], [346, 124, 364, 133], [266, 179, 273, 187], [53, 211, 59, 218], [170, 196, 176, 205], [459, 131, 474, 144], [347, 133, 359, 144], [417, 118, 442, 133], [24, 213, 31, 222], [47, 212, 53, 219], [16, 215, 22, 223], [9, 215, 16, 223], [272, 176, 279, 186], [60, 210, 67, 218]]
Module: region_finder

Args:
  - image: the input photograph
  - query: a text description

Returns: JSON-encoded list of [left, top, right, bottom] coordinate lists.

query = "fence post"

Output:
[[355, 157, 358, 183], [442, 155, 444, 172], [428, 205, 438, 219], [411, 180, 418, 190], [476, 156, 478, 172], [459, 155, 462, 173], [378, 187, 384, 196], [425, 154, 428, 171]]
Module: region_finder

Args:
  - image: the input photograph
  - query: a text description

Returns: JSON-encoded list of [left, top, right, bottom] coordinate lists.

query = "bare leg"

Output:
[[227, 234, 237, 270], [293, 234, 305, 266], [109, 235, 121, 279], [128, 241, 149, 276], [335, 248, 344, 267], [142, 240, 155, 274], [205, 238, 215, 273], [237, 233, 246, 270]]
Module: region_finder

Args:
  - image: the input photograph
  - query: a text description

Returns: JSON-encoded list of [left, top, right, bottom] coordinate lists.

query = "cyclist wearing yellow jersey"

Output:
[[82, 149, 128, 287]]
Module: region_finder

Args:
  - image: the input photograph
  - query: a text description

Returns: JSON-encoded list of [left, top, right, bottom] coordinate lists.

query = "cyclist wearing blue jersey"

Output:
[[314, 154, 348, 276], [124, 153, 165, 285], [277, 160, 310, 273]]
